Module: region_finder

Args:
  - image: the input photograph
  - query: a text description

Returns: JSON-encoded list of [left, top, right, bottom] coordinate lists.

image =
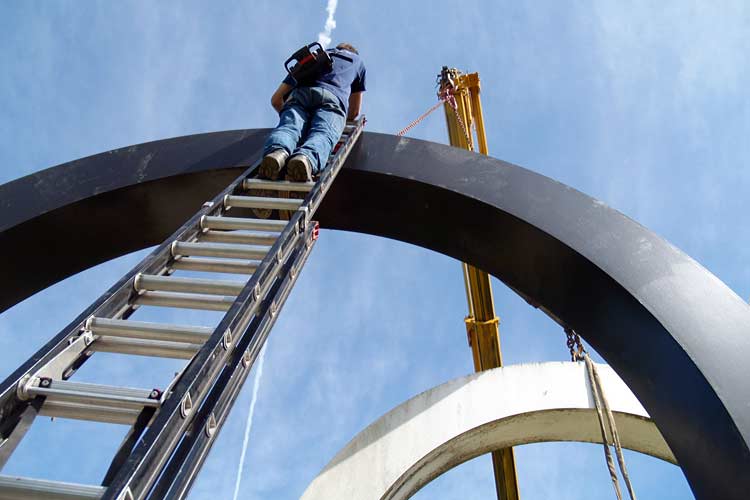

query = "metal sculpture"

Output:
[[301, 362, 674, 499], [1, 131, 748, 499]]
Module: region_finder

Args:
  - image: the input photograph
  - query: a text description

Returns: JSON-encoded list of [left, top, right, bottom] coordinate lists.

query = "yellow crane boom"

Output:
[[439, 67, 520, 500]]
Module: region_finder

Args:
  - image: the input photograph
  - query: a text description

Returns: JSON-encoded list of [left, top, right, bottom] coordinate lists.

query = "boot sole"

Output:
[[259, 155, 284, 180], [287, 157, 313, 182], [247, 188, 274, 219]]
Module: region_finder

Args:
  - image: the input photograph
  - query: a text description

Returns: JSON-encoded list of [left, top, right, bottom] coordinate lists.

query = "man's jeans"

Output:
[[263, 86, 346, 174]]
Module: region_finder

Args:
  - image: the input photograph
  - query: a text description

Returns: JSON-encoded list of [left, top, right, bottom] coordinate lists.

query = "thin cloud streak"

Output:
[[317, 0, 338, 48], [1, 2, 733, 498], [232, 342, 269, 500]]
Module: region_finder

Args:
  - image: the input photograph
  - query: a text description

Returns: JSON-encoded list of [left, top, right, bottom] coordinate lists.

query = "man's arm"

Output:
[[271, 83, 294, 112], [347, 91, 363, 121]]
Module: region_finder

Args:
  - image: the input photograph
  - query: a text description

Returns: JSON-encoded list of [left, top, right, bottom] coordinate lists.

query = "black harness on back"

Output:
[[285, 42, 353, 86]]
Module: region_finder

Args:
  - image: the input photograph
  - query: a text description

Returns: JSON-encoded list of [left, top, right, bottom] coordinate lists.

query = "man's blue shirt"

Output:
[[283, 48, 366, 115]]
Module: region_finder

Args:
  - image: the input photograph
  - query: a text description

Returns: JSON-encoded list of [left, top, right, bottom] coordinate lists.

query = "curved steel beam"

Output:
[[0, 129, 269, 309], [1, 130, 749, 499], [301, 362, 675, 500]]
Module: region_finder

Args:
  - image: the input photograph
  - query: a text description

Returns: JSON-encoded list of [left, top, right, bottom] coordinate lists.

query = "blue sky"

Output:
[[2, 1, 748, 498]]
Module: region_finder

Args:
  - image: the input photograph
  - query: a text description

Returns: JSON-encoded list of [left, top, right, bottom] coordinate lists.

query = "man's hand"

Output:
[[271, 83, 294, 113], [347, 91, 363, 121]]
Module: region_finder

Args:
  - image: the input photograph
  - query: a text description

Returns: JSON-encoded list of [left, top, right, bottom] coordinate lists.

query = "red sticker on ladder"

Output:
[[312, 221, 320, 240]]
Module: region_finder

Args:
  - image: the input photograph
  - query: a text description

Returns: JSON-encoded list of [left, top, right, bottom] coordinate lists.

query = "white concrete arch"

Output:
[[301, 362, 675, 500]]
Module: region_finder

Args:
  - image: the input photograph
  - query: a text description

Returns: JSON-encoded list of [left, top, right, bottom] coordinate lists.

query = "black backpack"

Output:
[[284, 43, 356, 87], [285, 42, 333, 86]]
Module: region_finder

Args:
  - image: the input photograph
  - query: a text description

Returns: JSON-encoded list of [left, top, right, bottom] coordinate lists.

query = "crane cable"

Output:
[[396, 90, 474, 150], [565, 329, 637, 500], [396, 98, 446, 137]]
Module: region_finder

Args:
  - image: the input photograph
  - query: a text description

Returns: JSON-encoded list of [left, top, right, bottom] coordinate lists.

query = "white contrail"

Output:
[[317, 0, 339, 48], [231, 342, 269, 500]]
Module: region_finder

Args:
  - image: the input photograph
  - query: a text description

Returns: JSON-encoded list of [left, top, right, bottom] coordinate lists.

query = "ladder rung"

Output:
[[200, 230, 278, 246], [90, 337, 201, 360], [39, 401, 142, 425], [0, 475, 105, 500], [27, 380, 161, 409], [136, 291, 234, 311], [170, 257, 259, 275], [135, 274, 245, 296], [242, 178, 315, 192], [0, 117, 362, 494], [172, 241, 270, 260], [224, 194, 303, 210], [200, 215, 287, 231], [34, 380, 156, 400], [85, 317, 212, 344]]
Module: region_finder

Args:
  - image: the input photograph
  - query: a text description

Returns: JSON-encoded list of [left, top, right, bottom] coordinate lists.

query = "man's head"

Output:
[[336, 43, 359, 54]]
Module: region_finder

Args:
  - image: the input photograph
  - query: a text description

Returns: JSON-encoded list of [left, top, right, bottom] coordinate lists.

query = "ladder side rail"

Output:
[[0, 162, 260, 437], [156, 113, 362, 493], [0, 116, 365, 494], [103, 117, 365, 500], [158, 119, 365, 498], [304, 117, 365, 220], [0, 399, 42, 469], [102, 407, 157, 487], [152, 226, 316, 499], [0, 159, 260, 395], [102, 210, 304, 499], [102, 118, 364, 500]]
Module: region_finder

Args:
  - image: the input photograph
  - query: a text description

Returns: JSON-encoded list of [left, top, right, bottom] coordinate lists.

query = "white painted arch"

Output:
[[301, 362, 675, 500]]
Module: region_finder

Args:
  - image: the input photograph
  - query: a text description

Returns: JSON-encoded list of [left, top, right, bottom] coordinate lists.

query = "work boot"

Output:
[[248, 188, 275, 219], [286, 154, 313, 182], [259, 149, 288, 180]]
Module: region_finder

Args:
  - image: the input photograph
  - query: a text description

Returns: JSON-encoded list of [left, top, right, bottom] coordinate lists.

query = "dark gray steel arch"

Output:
[[1, 130, 748, 499]]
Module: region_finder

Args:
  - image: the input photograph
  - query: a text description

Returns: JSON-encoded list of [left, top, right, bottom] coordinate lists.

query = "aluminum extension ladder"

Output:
[[0, 117, 365, 500]]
